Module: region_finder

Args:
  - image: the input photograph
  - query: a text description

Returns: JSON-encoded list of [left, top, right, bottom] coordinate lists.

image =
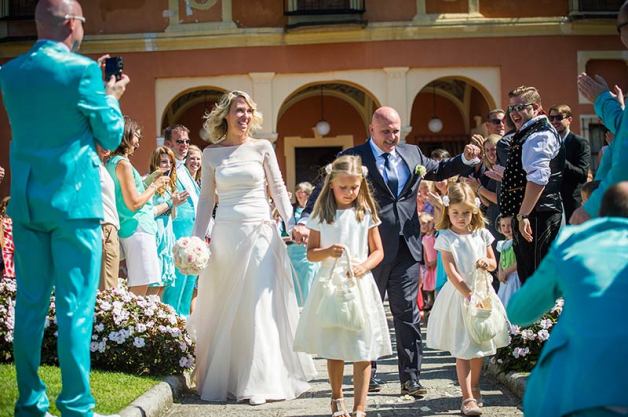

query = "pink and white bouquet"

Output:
[[173, 236, 210, 275]]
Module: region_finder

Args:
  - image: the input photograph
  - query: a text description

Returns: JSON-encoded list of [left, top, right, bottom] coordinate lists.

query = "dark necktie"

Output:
[[382, 153, 399, 196]]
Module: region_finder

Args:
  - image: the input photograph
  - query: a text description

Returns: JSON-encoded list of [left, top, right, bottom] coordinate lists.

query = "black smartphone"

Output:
[[162, 169, 171, 177], [104, 56, 124, 81]]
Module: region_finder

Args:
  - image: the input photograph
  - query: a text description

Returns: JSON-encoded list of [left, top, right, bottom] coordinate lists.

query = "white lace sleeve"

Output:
[[262, 140, 293, 225], [193, 148, 216, 238]]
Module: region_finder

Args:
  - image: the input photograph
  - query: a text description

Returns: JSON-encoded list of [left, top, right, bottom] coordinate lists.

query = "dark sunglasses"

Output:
[[488, 118, 504, 125], [548, 114, 568, 122], [176, 139, 190, 145], [617, 21, 628, 33], [508, 103, 533, 113]]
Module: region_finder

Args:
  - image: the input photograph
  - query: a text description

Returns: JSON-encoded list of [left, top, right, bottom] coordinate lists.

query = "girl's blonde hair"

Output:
[[436, 182, 485, 231], [149, 146, 178, 196], [201, 90, 263, 144], [311, 155, 379, 224]]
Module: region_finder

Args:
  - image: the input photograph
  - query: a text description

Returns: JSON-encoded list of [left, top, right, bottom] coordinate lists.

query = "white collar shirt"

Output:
[[368, 139, 410, 195]]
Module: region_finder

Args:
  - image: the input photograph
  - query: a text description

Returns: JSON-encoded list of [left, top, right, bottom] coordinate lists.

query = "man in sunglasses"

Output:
[[548, 105, 590, 220], [498, 86, 565, 285], [572, 0, 628, 226], [162, 125, 199, 315], [485, 108, 506, 137], [0, 1, 128, 416]]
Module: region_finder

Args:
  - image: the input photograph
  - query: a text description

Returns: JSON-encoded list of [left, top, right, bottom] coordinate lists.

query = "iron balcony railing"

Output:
[[0, 0, 36, 19], [569, 0, 621, 18], [284, 0, 365, 16]]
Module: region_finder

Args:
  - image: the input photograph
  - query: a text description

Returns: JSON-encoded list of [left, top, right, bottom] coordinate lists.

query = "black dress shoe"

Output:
[[368, 376, 385, 392], [400, 380, 427, 397]]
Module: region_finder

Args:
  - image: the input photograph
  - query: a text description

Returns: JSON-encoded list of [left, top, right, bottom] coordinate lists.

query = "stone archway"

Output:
[[408, 77, 493, 156], [276, 81, 380, 191], [160, 87, 226, 148]]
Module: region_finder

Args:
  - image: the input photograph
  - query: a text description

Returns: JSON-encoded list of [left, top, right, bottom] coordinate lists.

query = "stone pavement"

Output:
[[165, 309, 523, 417]]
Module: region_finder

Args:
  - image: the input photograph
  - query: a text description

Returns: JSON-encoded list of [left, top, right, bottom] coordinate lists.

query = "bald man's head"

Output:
[[35, 0, 84, 51], [600, 181, 628, 218], [369, 106, 402, 153]]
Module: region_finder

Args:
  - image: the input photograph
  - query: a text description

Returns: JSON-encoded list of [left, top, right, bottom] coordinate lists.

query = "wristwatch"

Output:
[[516, 213, 529, 221]]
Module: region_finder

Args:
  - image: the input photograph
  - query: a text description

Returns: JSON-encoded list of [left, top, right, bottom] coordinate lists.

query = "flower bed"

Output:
[[0, 279, 194, 376], [493, 299, 563, 373]]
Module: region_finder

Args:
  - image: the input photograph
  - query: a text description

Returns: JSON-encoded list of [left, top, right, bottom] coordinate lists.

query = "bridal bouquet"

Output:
[[173, 236, 210, 275]]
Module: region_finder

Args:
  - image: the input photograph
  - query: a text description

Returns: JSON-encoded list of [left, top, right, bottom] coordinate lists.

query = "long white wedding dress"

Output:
[[189, 138, 316, 402]]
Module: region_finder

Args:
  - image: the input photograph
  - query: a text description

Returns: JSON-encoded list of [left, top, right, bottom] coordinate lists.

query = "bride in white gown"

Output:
[[190, 90, 316, 405]]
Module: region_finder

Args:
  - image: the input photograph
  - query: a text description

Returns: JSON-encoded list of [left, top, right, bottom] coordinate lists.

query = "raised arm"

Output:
[[193, 149, 216, 238], [262, 141, 293, 225]]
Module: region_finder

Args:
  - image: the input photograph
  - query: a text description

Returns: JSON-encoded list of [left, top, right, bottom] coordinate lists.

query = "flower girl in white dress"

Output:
[[294, 155, 392, 417], [426, 182, 509, 416]]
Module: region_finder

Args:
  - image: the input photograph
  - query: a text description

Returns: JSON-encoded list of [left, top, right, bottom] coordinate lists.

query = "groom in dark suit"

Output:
[[295, 106, 481, 395]]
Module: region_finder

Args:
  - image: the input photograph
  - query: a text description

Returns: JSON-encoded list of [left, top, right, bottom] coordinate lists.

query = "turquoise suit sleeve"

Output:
[[77, 62, 124, 151], [507, 229, 567, 326], [584, 91, 628, 217]]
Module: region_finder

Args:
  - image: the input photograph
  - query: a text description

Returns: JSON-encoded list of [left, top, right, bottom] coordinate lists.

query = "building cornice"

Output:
[[0, 17, 616, 58]]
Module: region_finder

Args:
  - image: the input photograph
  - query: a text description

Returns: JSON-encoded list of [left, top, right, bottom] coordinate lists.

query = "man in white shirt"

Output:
[[97, 146, 120, 290], [499, 86, 565, 284]]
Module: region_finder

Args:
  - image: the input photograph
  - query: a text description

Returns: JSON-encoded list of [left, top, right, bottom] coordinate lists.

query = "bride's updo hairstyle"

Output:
[[311, 155, 379, 225], [436, 182, 485, 232], [201, 90, 263, 144]]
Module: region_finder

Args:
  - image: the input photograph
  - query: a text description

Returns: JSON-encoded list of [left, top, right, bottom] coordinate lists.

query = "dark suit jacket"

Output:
[[302, 140, 471, 264], [560, 131, 590, 219]]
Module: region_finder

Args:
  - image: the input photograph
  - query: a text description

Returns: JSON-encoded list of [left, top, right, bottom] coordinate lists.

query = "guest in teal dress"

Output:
[[149, 147, 188, 296], [184, 145, 203, 313], [507, 182, 628, 417], [162, 125, 201, 316], [284, 182, 319, 306]]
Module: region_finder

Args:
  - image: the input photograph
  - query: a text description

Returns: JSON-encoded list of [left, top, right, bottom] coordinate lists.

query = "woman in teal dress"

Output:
[[148, 147, 187, 296], [284, 182, 319, 306]]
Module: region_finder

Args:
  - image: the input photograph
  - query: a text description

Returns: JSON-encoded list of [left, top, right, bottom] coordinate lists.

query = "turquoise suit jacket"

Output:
[[0, 40, 124, 223], [584, 91, 628, 217], [507, 218, 628, 417]]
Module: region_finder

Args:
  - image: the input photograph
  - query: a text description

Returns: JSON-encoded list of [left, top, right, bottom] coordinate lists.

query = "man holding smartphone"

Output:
[[0, 1, 129, 416]]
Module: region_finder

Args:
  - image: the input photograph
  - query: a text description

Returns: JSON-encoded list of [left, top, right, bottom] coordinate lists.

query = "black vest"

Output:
[[499, 118, 565, 217]]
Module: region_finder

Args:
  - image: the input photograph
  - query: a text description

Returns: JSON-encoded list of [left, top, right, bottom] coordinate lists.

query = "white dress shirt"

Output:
[[520, 116, 561, 186], [368, 139, 410, 195]]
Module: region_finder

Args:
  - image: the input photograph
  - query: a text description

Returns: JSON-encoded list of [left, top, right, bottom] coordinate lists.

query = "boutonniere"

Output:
[[414, 164, 427, 178]]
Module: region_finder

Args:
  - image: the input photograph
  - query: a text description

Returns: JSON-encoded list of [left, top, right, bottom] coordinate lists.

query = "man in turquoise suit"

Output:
[[507, 182, 628, 417], [571, 1, 628, 225], [0, 0, 129, 416], [162, 125, 199, 316]]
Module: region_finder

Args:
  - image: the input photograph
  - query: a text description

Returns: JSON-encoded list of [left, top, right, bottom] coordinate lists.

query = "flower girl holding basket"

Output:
[[294, 155, 392, 417]]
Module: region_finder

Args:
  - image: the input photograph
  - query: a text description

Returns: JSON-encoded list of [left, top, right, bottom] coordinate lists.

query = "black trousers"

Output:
[[371, 237, 422, 384], [513, 211, 562, 284]]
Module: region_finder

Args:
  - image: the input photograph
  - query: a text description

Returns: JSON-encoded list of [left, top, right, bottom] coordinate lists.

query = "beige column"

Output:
[[249, 72, 278, 143], [384, 67, 412, 143]]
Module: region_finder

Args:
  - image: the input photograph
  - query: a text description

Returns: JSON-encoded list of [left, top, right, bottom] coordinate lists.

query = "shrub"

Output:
[[493, 299, 563, 373], [0, 278, 194, 376]]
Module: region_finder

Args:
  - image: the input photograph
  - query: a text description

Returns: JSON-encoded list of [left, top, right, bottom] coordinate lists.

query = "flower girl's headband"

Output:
[[324, 163, 369, 177], [441, 195, 481, 209]]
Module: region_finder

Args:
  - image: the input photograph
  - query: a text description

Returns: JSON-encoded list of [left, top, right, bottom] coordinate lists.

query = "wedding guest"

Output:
[[0, 165, 4, 185], [0, 0, 128, 415], [0, 197, 15, 279], [430, 148, 451, 161], [186, 144, 202, 185], [163, 125, 199, 316], [495, 215, 520, 307], [97, 146, 120, 290], [107, 117, 169, 296], [149, 146, 188, 297], [548, 104, 591, 220], [499, 86, 565, 284], [581, 180, 601, 204], [420, 213, 436, 309], [485, 109, 506, 137], [507, 181, 628, 417]]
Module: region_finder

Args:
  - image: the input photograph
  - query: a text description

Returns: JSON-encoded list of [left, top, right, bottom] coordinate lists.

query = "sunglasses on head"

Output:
[[489, 118, 504, 125], [508, 103, 533, 113], [548, 114, 568, 122], [176, 139, 190, 145]]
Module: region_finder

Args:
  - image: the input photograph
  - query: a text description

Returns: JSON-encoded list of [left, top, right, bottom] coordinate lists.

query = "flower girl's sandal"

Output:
[[471, 387, 483, 407], [461, 398, 482, 416], [331, 398, 351, 417], [352, 411, 366, 417]]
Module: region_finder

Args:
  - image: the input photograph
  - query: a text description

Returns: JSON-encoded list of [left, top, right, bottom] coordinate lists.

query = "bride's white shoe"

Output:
[[249, 396, 266, 406]]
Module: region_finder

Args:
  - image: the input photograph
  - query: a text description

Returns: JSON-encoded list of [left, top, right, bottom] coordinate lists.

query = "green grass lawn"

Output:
[[0, 364, 159, 416]]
